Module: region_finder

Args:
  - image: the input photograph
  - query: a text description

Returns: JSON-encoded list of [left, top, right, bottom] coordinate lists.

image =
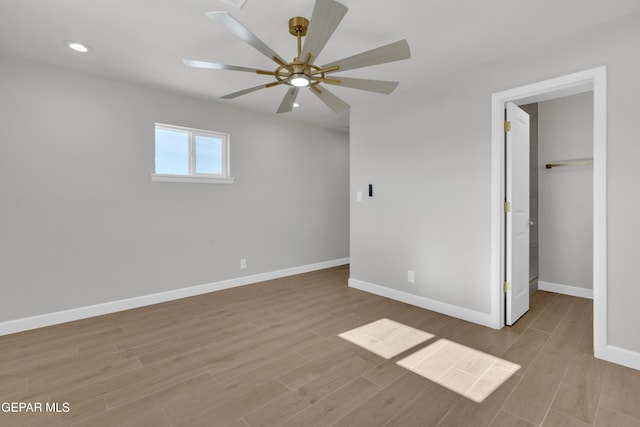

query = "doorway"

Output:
[[489, 67, 607, 359], [505, 95, 594, 326]]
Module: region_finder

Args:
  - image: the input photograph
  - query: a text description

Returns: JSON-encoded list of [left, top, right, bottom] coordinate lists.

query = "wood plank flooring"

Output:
[[1, 265, 639, 426]]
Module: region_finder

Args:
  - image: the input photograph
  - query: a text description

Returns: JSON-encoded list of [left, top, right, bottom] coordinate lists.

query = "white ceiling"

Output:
[[2, 0, 640, 131]]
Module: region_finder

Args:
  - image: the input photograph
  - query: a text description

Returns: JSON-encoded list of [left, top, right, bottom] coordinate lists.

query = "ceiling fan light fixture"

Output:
[[290, 73, 310, 87]]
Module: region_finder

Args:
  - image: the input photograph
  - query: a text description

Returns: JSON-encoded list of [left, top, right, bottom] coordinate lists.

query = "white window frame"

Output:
[[151, 123, 235, 184]]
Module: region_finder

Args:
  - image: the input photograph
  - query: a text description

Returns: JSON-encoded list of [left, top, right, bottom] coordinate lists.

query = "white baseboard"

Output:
[[348, 278, 498, 329], [0, 258, 350, 337], [538, 281, 593, 299], [597, 344, 640, 371]]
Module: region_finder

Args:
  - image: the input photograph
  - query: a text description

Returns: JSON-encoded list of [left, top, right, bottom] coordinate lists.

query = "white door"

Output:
[[505, 102, 530, 326]]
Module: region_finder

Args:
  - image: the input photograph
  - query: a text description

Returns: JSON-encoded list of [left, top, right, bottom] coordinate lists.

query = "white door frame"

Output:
[[489, 66, 607, 360]]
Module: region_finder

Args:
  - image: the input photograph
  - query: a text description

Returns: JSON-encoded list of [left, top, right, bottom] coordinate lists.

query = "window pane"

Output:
[[195, 135, 222, 175], [155, 128, 189, 175]]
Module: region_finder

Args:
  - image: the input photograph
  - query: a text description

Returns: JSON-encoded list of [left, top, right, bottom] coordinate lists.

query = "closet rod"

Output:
[[545, 159, 593, 169]]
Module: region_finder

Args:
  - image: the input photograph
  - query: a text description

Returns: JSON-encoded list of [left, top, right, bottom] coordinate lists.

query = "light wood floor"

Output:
[[1, 265, 639, 427]]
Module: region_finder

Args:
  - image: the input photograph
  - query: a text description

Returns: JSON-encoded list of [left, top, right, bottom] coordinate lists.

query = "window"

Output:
[[151, 123, 234, 184]]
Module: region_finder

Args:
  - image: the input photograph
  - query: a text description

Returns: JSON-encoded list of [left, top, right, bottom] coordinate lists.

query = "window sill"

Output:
[[151, 174, 235, 184]]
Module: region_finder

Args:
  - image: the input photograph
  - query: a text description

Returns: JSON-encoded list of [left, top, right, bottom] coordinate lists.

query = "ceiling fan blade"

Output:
[[277, 87, 300, 114], [300, 0, 348, 62], [322, 76, 399, 94], [321, 39, 410, 73], [183, 59, 260, 73], [311, 85, 350, 113], [206, 11, 287, 65], [220, 84, 269, 99]]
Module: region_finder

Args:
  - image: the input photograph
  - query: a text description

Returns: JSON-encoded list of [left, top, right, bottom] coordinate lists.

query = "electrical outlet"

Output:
[[407, 270, 415, 283], [240, 259, 247, 269]]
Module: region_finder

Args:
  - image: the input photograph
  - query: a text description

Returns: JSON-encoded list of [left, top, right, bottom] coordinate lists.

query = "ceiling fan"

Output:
[[183, 0, 410, 114]]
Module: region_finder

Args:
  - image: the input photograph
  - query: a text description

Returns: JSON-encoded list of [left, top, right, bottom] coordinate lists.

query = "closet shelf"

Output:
[[545, 159, 593, 169]]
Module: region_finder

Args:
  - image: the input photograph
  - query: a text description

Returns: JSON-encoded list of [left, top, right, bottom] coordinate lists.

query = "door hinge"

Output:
[[504, 282, 511, 293], [504, 121, 511, 132], [504, 201, 512, 213]]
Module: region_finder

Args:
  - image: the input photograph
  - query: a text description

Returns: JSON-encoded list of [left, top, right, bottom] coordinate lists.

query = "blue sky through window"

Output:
[[155, 128, 189, 175], [195, 136, 222, 174], [155, 126, 226, 177]]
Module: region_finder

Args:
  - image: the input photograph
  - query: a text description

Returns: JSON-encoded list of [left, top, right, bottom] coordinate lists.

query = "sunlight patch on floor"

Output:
[[339, 319, 520, 403], [338, 318, 434, 359], [397, 338, 520, 402]]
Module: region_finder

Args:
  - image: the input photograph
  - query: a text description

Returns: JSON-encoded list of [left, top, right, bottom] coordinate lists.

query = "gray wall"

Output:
[[0, 55, 350, 323], [350, 12, 640, 353], [538, 93, 593, 290]]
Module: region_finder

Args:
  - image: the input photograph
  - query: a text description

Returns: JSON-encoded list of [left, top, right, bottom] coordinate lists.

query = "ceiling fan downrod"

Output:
[[275, 16, 341, 89]]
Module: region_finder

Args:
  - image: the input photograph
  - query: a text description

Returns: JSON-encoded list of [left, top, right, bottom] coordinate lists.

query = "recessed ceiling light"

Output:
[[64, 40, 93, 53], [293, 103, 300, 108]]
